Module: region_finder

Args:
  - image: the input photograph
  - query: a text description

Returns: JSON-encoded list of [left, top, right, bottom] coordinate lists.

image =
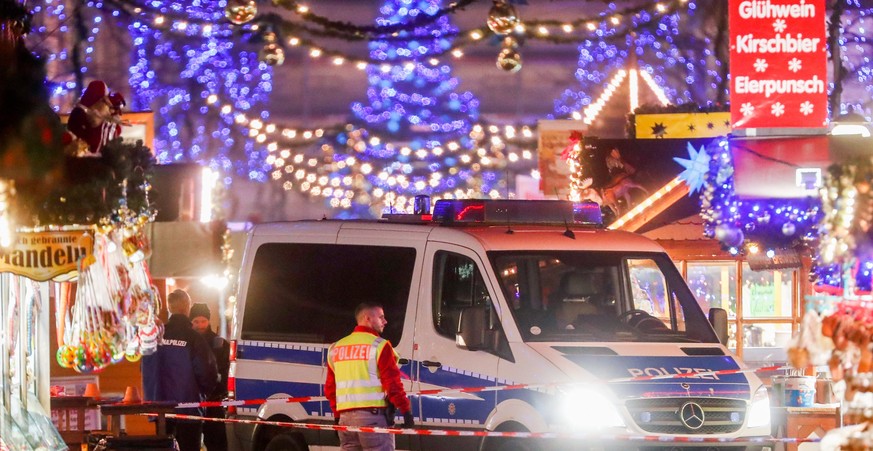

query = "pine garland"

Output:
[[36, 139, 156, 226]]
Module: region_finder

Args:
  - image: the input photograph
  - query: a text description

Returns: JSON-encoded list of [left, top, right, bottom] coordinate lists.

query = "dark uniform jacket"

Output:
[[202, 328, 230, 401], [142, 314, 218, 415]]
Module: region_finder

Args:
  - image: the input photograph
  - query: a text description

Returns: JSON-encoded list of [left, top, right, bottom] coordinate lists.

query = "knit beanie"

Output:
[[189, 303, 211, 320]]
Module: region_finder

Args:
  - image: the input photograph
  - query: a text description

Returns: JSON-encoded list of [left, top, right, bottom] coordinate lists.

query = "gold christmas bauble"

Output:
[[496, 47, 522, 73], [225, 0, 258, 25]]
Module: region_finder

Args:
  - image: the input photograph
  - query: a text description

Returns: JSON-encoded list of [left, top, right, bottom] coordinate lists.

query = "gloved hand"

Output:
[[402, 411, 415, 428]]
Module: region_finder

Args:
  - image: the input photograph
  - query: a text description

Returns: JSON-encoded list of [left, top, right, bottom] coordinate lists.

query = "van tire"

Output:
[[479, 422, 540, 451], [261, 430, 307, 451]]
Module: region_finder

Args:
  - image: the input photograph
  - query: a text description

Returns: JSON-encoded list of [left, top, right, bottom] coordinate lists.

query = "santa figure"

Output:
[[66, 80, 123, 155]]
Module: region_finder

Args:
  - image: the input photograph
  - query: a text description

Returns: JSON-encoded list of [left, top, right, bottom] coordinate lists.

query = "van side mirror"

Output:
[[708, 308, 728, 345], [456, 306, 490, 351]]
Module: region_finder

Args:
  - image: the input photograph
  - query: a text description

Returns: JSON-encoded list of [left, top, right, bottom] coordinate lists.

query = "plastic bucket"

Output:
[[784, 376, 816, 407]]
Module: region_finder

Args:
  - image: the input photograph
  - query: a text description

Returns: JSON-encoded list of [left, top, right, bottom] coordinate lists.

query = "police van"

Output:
[[227, 199, 771, 451]]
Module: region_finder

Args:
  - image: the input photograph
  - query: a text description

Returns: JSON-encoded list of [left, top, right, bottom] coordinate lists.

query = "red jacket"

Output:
[[325, 326, 411, 414]]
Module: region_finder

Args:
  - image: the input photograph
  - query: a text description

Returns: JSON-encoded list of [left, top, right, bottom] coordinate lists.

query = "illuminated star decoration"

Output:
[[673, 142, 710, 195], [650, 122, 667, 138]]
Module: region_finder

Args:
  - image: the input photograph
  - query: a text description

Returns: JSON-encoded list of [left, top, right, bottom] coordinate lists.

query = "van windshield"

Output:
[[489, 251, 719, 343]]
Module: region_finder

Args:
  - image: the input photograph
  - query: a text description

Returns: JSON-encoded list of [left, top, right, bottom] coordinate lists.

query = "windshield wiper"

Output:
[[635, 332, 699, 343]]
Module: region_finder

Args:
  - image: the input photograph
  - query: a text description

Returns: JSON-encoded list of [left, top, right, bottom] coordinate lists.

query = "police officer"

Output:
[[142, 289, 218, 451], [325, 302, 414, 451], [190, 303, 230, 451]]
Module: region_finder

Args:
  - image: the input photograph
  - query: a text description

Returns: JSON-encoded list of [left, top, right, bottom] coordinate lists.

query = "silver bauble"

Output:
[[487, 1, 520, 35], [496, 47, 522, 73], [714, 224, 744, 248], [782, 222, 796, 236], [225, 0, 257, 25]]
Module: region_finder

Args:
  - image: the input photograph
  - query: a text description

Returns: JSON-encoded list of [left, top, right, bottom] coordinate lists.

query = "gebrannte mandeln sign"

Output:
[[0, 231, 93, 281], [730, 0, 827, 129]]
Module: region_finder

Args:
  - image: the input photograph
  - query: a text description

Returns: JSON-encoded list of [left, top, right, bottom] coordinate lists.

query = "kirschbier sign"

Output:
[[730, 0, 827, 129], [0, 231, 93, 281]]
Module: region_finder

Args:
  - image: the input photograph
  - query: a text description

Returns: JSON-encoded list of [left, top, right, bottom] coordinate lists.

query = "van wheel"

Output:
[[262, 432, 307, 451], [480, 422, 540, 451]]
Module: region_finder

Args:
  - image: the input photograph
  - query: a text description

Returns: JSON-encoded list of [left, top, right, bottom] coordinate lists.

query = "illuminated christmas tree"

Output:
[[553, 1, 730, 121], [322, 0, 501, 216], [128, 2, 273, 180], [26, 0, 274, 181], [832, 1, 873, 115], [26, 0, 111, 109]]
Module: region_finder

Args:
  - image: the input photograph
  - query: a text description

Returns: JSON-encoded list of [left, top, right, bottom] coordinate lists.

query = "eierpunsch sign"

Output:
[[730, 0, 827, 130]]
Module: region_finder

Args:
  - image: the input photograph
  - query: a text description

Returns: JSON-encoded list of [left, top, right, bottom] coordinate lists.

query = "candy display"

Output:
[[54, 230, 159, 373]]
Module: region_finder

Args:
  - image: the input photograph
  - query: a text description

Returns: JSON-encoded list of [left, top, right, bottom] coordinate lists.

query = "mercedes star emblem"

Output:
[[679, 402, 705, 430]]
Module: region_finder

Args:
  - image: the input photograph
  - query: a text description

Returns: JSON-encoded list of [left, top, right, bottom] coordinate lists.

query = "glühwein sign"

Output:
[[729, 0, 827, 130]]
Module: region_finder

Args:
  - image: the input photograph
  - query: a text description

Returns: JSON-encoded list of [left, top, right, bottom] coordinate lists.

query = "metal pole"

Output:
[[0, 272, 9, 437], [17, 276, 28, 412], [219, 287, 227, 338], [35, 281, 51, 414]]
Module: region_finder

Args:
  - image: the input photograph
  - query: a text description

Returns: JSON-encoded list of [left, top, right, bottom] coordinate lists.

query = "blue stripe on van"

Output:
[[236, 374, 428, 419], [235, 378, 326, 417], [418, 364, 496, 424], [563, 354, 748, 382], [237, 342, 324, 366], [234, 343, 752, 425], [562, 354, 751, 400]]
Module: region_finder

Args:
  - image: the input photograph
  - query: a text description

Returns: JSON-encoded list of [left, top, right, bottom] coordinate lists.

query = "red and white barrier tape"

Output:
[[148, 413, 821, 444], [177, 364, 792, 409], [177, 395, 325, 409]]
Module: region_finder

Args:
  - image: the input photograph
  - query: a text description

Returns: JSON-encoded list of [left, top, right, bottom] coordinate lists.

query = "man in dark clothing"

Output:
[[190, 303, 230, 451], [142, 289, 218, 451]]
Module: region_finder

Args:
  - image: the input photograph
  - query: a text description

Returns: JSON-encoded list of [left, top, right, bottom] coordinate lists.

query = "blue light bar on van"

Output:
[[432, 200, 603, 226]]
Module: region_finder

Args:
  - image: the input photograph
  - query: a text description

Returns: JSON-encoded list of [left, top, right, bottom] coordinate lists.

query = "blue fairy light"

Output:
[[28, 0, 273, 182], [700, 139, 822, 255]]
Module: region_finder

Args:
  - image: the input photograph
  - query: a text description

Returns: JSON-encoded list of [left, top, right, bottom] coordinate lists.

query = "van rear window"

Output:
[[241, 243, 416, 345]]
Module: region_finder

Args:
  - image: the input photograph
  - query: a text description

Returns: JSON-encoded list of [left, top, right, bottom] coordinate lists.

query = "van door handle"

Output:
[[398, 358, 410, 365], [422, 360, 442, 368]]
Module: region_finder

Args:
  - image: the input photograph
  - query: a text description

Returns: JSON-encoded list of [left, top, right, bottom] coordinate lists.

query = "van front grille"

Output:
[[625, 398, 746, 435]]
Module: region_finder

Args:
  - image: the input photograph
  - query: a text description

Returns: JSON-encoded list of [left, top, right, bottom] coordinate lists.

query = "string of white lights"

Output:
[[572, 65, 672, 125], [206, 97, 538, 208], [102, 0, 686, 71]]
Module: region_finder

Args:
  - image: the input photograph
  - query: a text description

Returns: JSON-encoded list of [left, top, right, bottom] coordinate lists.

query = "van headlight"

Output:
[[560, 387, 625, 429], [747, 385, 770, 428]]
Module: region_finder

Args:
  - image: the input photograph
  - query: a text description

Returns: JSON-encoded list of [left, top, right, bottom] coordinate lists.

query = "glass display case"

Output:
[[0, 276, 65, 450]]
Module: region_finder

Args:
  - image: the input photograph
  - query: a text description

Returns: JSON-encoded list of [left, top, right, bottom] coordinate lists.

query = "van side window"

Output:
[[627, 258, 680, 331], [242, 243, 415, 345], [432, 251, 493, 339]]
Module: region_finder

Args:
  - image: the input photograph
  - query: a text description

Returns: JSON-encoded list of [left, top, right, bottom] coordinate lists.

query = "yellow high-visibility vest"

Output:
[[328, 332, 396, 411]]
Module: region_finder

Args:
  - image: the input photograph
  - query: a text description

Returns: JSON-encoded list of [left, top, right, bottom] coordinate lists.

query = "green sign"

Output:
[[748, 284, 775, 317]]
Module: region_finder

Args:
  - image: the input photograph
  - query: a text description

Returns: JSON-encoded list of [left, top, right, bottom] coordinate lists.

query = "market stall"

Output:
[[0, 145, 161, 451], [0, 5, 160, 445]]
